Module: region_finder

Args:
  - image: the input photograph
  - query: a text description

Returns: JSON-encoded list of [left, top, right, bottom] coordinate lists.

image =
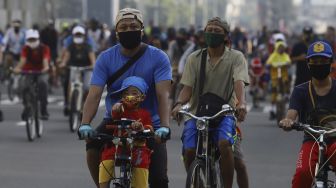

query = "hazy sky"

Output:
[[293, 0, 302, 5]]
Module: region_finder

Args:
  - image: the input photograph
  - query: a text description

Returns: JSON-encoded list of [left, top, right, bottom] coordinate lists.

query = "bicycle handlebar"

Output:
[[178, 104, 235, 121], [92, 130, 154, 141], [292, 122, 336, 135]]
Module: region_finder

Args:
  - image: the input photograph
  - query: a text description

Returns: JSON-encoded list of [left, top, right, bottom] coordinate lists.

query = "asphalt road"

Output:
[[0, 89, 307, 188]]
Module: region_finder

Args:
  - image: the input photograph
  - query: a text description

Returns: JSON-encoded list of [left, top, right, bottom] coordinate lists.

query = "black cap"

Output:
[[303, 26, 313, 34]]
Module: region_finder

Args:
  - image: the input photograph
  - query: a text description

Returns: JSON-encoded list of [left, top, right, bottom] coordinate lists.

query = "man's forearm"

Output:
[[81, 88, 102, 125], [234, 81, 246, 105], [156, 81, 171, 127], [176, 86, 192, 104], [157, 90, 170, 127], [285, 109, 298, 121]]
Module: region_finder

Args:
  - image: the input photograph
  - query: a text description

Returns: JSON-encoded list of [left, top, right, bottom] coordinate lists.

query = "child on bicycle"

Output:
[[99, 76, 153, 188], [280, 41, 336, 188], [266, 41, 291, 119]]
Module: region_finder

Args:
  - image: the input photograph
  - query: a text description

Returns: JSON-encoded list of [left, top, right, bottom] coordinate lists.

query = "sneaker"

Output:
[[269, 111, 276, 120], [41, 110, 49, 120], [63, 106, 69, 116], [0, 110, 3, 122], [21, 108, 30, 121]]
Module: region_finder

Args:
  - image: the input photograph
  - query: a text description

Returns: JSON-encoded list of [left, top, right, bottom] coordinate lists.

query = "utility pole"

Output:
[[82, 0, 88, 22], [111, 0, 120, 25]]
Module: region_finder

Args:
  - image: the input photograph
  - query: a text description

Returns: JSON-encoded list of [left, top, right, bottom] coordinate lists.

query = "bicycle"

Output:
[[178, 104, 235, 188], [292, 122, 336, 188], [21, 71, 44, 141], [275, 66, 286, 124], [92, 118, 153, 188], [68, 66, 92, 132], [2, 52, 20, 101]]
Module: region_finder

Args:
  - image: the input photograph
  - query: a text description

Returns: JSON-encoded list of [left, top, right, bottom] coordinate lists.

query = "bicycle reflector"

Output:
[[196, 120, 206, 130]]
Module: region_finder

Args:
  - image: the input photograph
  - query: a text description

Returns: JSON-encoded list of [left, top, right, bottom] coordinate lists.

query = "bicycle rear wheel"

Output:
[[69, 89, 80, 132], [186, 159, 206, 188]]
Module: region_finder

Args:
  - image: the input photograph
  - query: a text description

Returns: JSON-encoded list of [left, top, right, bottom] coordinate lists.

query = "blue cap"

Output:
[[306, 41, 333, 59], [111, 76, 149, 96]]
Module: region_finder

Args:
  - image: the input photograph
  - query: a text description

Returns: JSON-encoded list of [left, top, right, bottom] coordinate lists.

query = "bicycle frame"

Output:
[[179, 104, 235, 187], [293, 123, 336, 188]]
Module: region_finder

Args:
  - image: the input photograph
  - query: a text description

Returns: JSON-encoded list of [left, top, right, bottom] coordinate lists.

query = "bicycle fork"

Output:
[[315, 135, 328, 188], [201, 127, 212, 188]]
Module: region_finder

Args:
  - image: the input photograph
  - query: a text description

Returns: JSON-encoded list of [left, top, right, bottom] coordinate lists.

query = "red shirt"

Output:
[[21, 44, 50, 71]]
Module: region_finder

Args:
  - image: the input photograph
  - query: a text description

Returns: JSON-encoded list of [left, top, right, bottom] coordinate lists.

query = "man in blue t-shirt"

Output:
[[78, 8, 172, 188], [280, 41, 336, 188]]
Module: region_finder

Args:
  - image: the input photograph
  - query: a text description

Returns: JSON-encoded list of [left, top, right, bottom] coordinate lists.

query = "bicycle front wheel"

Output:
[[69, 89, 81, 132], [7, 77, 14, 101], [186, 159, 206, 188], [26, 114, 36, 141], [276, 100, 285, 124]]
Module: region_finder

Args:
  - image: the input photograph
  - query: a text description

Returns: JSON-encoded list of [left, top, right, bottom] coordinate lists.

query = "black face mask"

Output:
[[118, 30, 142, 49], [308, 63, 331, 80], [176, 38, 186, 46], [14, 27, 20, 33]]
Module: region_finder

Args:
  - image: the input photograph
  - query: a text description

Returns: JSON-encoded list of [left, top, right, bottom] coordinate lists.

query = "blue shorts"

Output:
[[181, 115, 236, 150]]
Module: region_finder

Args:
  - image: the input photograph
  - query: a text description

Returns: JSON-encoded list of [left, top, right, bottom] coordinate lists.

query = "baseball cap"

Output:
[[306, 41, 333, 59], [25, 29, 39, 40], [303, 26, 313, 34], [111, 76, 149, 96], [205, 17, 230, 33], [115, 8, 143, 26], [72, 26, 86, 35]]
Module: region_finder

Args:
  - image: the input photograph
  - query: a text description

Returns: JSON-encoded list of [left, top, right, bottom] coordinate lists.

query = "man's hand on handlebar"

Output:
[[236, 103, 247, 122], [279, 118, 294, 131], [131, 120, 144, 132], [155, 127, 171, 143], [171, 103, 183, 126], [12, 67, 21, 74]]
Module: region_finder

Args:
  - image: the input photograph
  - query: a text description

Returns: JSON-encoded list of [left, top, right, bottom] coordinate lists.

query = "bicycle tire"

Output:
[[26, 113, 36, 141], [69, 89, 80, 132], [276, 100, 285, 124], [213, 159, 223, 188], [36, 111, 43, 138], [7, 77, 14, 101], [186, 159, 206, 188]]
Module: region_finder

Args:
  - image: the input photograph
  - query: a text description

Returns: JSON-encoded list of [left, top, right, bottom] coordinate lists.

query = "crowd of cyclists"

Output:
[[0, 6, 335, 188]]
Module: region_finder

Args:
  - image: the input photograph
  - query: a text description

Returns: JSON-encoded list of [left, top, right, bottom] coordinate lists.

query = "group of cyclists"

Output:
[[0, 5, 335, 188]]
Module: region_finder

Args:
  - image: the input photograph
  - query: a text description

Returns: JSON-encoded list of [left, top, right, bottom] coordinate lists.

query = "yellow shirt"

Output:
[[266, 41, 291, 67]]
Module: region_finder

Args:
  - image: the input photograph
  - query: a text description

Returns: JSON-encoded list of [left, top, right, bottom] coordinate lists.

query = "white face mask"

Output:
[[74, 37, 84, 44], [26, 40, 40, 49]]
